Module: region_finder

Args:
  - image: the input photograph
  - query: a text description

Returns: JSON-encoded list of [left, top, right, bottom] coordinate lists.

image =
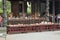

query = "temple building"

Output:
[[5, 0, 60, 34], [7, 0, 60, 22]]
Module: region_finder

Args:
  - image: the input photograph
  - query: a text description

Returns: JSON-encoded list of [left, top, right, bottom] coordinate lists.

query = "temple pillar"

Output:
[[52, 0, 55, 23], [37, 0, 41, 16], [35, 1, 38, 17], [31, 0, 41, 18], [24, 1, 27, 14], [46, 0, 50, 21], [31, 0, 38, 18], [31, 1, 35, 16], [35, 0, 41, 17]]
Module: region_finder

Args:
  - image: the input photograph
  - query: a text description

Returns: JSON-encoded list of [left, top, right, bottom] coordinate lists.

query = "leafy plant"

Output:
[[0, 1, 11, 14]]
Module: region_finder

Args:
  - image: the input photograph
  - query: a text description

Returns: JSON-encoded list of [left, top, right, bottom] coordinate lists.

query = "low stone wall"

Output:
[[7, 24, 60, 34]]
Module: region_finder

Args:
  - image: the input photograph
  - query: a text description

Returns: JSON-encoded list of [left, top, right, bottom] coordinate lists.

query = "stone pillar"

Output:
[[46, 0, 50, 21], [11, 1, 19, 17], [2, 0, 7, 27]]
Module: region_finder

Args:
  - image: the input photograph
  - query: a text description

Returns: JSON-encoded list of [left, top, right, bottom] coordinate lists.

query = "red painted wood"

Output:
[[7, 24, 60, 34]]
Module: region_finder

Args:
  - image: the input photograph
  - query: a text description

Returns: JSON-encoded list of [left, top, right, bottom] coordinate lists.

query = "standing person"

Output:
[[57, 14, 60, 23], [41, 10, 49, 22], [0, 15, 3, 27], [49, 13, 53, 22]]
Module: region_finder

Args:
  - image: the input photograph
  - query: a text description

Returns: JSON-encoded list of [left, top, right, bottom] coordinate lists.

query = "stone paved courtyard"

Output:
[[0, 37, 5, 40], [0, 31, 60, 40], [4, 31, 60, 40]]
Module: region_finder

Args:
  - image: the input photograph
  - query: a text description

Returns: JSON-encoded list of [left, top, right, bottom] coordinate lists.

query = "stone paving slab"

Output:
[[6, 31, 60, 40], [0, 27, 6, 33], [0, 37, 5, 40]]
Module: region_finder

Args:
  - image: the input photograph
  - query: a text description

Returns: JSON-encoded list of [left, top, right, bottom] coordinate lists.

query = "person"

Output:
[[49, 13, 53, 22], [41, 11, 49, 22], [57, 14, 60, 23], [0, 15, 2, 27], [41, 10, 53, 22]]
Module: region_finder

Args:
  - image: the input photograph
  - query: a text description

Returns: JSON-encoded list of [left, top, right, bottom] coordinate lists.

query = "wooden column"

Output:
[[55, 1, 60, 14], [35, 1, 38, 17], [31, 0, 38, 18], [52, 0, 55, 23], [31, 0, 41, 18], [55, 1, 60, 23], [24, 1, 27, 14], [31, 1, 35, 15], [11, 1, 19, 17], [37, 0, 41, 16], [35, 0, 41, 17]]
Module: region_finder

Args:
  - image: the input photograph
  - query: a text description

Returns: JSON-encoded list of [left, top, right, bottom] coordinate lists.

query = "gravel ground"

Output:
[[5, 31, 60, 40]]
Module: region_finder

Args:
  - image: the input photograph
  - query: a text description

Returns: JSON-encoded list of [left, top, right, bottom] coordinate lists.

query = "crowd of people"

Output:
[[1, 12, 60, 27]]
